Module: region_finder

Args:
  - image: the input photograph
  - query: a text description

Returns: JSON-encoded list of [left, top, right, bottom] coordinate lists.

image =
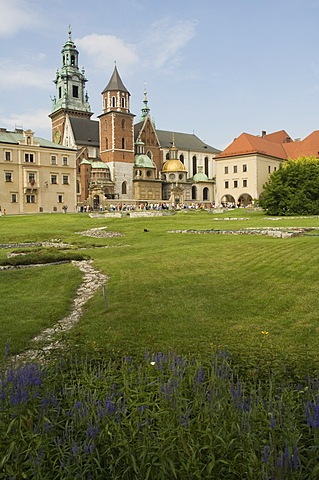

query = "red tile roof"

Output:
[[215, 130, 319, 161]]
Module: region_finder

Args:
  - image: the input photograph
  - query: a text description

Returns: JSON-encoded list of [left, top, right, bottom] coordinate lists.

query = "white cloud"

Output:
[[76, 34, 139, 73], [75, 17, 198, 76], [0, 60, 52, 89], [0, 109, 51, 132], [139, 17, 198, 70], [0, 0, 39, 36]]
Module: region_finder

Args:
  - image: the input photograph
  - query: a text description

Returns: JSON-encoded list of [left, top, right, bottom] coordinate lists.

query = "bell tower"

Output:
[[49, 28, 93, 145], [99, 65, 135, 199]]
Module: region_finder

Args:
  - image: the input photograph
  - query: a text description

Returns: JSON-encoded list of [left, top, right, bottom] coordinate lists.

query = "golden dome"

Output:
[[162, 159, 186, 172]]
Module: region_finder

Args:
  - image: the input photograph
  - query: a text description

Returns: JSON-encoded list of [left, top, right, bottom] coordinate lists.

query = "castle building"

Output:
[[215, 129, 319, 206], [0, 128, 76, 214], [50, 31, 221, 208]]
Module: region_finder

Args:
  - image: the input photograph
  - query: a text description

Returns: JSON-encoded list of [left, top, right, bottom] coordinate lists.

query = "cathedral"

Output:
[[49, 31, 221, 209]]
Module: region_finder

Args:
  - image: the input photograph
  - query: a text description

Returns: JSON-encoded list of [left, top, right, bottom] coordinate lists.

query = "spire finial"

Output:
[[68, 25, 72, 38]]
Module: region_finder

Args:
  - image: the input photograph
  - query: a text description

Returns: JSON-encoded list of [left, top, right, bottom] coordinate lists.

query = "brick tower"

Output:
[[99, 65, 135, 200]]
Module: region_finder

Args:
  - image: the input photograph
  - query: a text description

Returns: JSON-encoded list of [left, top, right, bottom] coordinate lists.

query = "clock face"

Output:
[[54, 129, 61, 144]]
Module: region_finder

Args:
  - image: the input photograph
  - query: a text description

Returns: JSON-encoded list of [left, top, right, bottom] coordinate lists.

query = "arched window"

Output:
[[71, 55, 75, 66], [192, 156, 197, 176], [204, 157, 209, 177], [122, 137, 125, 149], [203, 187, 209, 201], [192, 186, 197, 200], [121, 97, 125, 108], [122, 181, 127, 194], [105, 138, 108, 149], [121, 119, 125, 130], [166, 152, 169, 160], [112, 96, 116, 108], [179, 154, 184, 163], [147, 150, 152, 159]]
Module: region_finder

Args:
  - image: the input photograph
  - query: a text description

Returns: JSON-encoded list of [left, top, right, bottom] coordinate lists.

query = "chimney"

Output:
[[262, 131, 266, 138]]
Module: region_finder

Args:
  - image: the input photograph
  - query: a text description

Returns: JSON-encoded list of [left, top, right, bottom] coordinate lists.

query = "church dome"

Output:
[[91, 161, 110, 169], [162, 159, 186, 172], [134, 154, 155, 168], [192, 171, 208, 181]]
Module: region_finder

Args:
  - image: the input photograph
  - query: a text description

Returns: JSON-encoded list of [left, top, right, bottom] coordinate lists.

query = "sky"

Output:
[[1, 0, 319, 151]]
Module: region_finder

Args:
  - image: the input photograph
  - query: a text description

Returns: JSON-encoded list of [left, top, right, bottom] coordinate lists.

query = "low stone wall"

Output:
[[129, 211, 174, 218], [169, 229, 301, 238], [89, 213, 126, 218]]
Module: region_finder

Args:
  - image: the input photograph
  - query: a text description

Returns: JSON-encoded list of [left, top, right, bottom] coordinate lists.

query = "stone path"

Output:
[[14, 260, 108, 363]]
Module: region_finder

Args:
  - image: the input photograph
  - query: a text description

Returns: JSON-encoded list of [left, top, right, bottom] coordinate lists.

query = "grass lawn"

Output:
[[1, 210, 319, 376]]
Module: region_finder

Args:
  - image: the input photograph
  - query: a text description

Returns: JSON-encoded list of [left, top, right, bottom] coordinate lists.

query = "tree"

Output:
[[259, 156, 319, 215]]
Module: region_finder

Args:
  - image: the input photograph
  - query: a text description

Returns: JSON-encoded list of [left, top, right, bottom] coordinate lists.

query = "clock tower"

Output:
[[49, 28, 93, 145]]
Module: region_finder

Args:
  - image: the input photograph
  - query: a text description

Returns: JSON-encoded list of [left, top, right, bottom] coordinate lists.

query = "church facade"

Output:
[[50, 31, 221, 209]]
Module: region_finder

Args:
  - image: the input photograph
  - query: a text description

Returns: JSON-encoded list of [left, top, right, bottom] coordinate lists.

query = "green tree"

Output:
[[259, 156, 319, 215]]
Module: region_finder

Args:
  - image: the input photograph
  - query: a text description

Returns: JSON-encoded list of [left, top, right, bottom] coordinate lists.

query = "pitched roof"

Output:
[[134, 122, 220, 154], [216, 129, 319, 161], [102, 66, 129, 94], [69, 117, 99, 147], [263, 130, 292, 144], [0, 129, 75, 150], [283, 130, 319, 159], [215, 132, 288, 160]]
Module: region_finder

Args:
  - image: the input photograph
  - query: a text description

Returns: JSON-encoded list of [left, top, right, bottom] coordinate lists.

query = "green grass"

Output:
[[2, 210, 319, 377], [0, 263, 82, 354]]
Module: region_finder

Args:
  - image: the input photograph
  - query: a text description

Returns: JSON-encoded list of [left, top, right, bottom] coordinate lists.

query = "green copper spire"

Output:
[[51, 28, 91, 115], [141, 84, 150, 120]]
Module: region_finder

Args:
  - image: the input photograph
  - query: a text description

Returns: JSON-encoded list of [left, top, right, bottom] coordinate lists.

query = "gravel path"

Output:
[[14, 260, 108, 363]]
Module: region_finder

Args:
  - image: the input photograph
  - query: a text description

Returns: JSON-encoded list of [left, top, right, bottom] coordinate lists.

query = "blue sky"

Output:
[[1, 0, 319, 150]]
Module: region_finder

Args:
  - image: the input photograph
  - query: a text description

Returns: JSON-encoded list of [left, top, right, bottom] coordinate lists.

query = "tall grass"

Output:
[[1, 350, 319, 479]]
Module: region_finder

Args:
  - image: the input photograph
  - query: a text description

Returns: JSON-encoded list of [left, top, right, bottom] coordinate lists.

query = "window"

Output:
[[28, 173, 35, 183], [72, 85, 79, 98], [233, 165, 238, 173], [59, 86, 62, 99], [274, 167, 277, 171], [122, 137, 125, 149], [146, 170, 151, 177], [122, 181, 127, 194], [192, 186, 197, 200], [224, 166, 228, 174], [62, 156, 68, 165], [225, 181, 229, 189], [205, 157, 209, 177], [51, 155, 57, 165], [121, 97, 125, 108], [234, 180, 238, 188], [58, 195, 63, 203], [192, 156, 197, 176], [5, 172, 12, 182], [26, 194, 35, 203], [121, 120, 125, 130], [179, 154, 184, 163], [5, 151, 11, 161], [62, 175, 69, 185], [268, 166, 271, 173], [112, 96, 116, 108], [105, 138, 108, 149], [51, 175, 57, 184], [25, 153, 34, 163], [243, 179, 247, 187], [11, 194, 17, 203], [243, 164, 247, 172]]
